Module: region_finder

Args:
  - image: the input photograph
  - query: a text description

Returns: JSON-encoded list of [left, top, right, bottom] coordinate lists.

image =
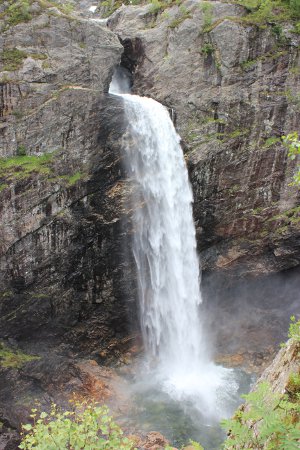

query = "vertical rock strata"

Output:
[[108, 0, 300, 276], [0, 4, 137, 357]]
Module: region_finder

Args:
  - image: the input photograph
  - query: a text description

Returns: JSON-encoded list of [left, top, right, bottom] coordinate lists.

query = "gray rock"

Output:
[[108, 0, 300, 277]]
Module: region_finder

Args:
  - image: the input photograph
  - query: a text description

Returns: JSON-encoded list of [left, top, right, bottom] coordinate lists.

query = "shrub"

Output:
[[288, 315, 300, 342], [19, 402, 136, 449], [282, 132, 300, 185], [17, 144, 27, 156], [222, 381, 300, 449], [0, 48, 27, 71], [201, 43, 215, 55]]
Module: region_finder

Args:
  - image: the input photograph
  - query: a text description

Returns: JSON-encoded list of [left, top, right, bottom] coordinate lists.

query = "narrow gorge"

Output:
[[0, 0, 299, 449]]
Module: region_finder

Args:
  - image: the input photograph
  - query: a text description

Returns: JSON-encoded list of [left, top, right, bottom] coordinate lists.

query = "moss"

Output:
[[30, 53, 48, 60], [289, 66, 300, 75], [50, 170, 84, 186], [168, 4, 191, 28], [268, 206, 300, 222], [42, 60, 51, 69], [0, 153, 54, 181], [275, 225, 289, 235], [0, 183, 8, 192], [12, 109, 24, 119], [30, 293, 48, 299], [0, 48, 27, 71], [240, 48, 288, 71], [0, 342, 40, 369], [263, 136, 281, 148], [65, 171, 84, 186], [0, 290, 13, 298]]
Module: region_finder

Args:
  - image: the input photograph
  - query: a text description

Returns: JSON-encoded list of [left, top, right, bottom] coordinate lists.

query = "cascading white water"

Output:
[[109, 70, 238, 419]]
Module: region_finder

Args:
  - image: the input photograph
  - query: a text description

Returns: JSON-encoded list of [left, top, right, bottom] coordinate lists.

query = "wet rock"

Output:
[[139, 431, 171, 449]]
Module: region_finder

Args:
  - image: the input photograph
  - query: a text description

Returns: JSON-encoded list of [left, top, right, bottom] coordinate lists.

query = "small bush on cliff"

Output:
[[222, 317, 300, 449], [5, 0, 32, 25], [288, 315, 300, 342], [0, 48, 27, 71], [282, 132, 300, 185], [222, 381, 300, 449], [19, 401, 136, 449]]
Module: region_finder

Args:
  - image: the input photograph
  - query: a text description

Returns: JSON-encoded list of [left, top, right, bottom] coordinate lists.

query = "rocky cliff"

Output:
[[108, 0, 300, 277], [107, 0, 300, 367], [0, 0, 300, 446], [0, 2, 139, 440]]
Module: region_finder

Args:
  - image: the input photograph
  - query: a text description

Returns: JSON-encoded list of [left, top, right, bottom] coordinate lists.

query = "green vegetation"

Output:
[[201, 1, 213, 32], [0, 48, 27, 71], [240, 48, 288, 71], [287, 372, 300, 401], [201, 42, 215, 55], [99, 0, 143, 18], [0, 342, 39, 368], [222, 380, 300, 449], [168, 5, 191, 28], [235, 0, 300, 26], [0, 153, 84, 191], [57, 171, 85, 186], [288, 315, 300, 343], [282, 132, 300, 185], [0, 153, 54, 181], [222, 316, 300, 449], [19, 402, 136, 450], [0, 0, 77, 30], [4, 0, 32, 26], [263, 136, 281, 148], [149, 0, 165, 14]]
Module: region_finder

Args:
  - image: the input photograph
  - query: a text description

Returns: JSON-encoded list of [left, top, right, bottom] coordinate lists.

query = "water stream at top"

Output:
[[109, 69, 239, 423]]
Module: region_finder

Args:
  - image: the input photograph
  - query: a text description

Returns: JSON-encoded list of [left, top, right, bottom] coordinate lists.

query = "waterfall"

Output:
[[109, 70, 237, 419]]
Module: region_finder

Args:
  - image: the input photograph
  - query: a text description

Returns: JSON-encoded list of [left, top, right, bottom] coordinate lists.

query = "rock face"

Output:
[[0, 0, 300, 445], [0, 3, 140, 434], [108, 0, 300, 276], [0, 2, 138, 355], [107, 0, 300, 368]]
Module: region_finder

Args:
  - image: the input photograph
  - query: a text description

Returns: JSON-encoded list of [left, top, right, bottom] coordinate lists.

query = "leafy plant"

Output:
[[222, 381, 300, 449], [19, 402, 136, 449], [17, 144, 27, 156], [282, 132, 300, 185], [201, 43, 215, 55], [288, 315, 300, 342]]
